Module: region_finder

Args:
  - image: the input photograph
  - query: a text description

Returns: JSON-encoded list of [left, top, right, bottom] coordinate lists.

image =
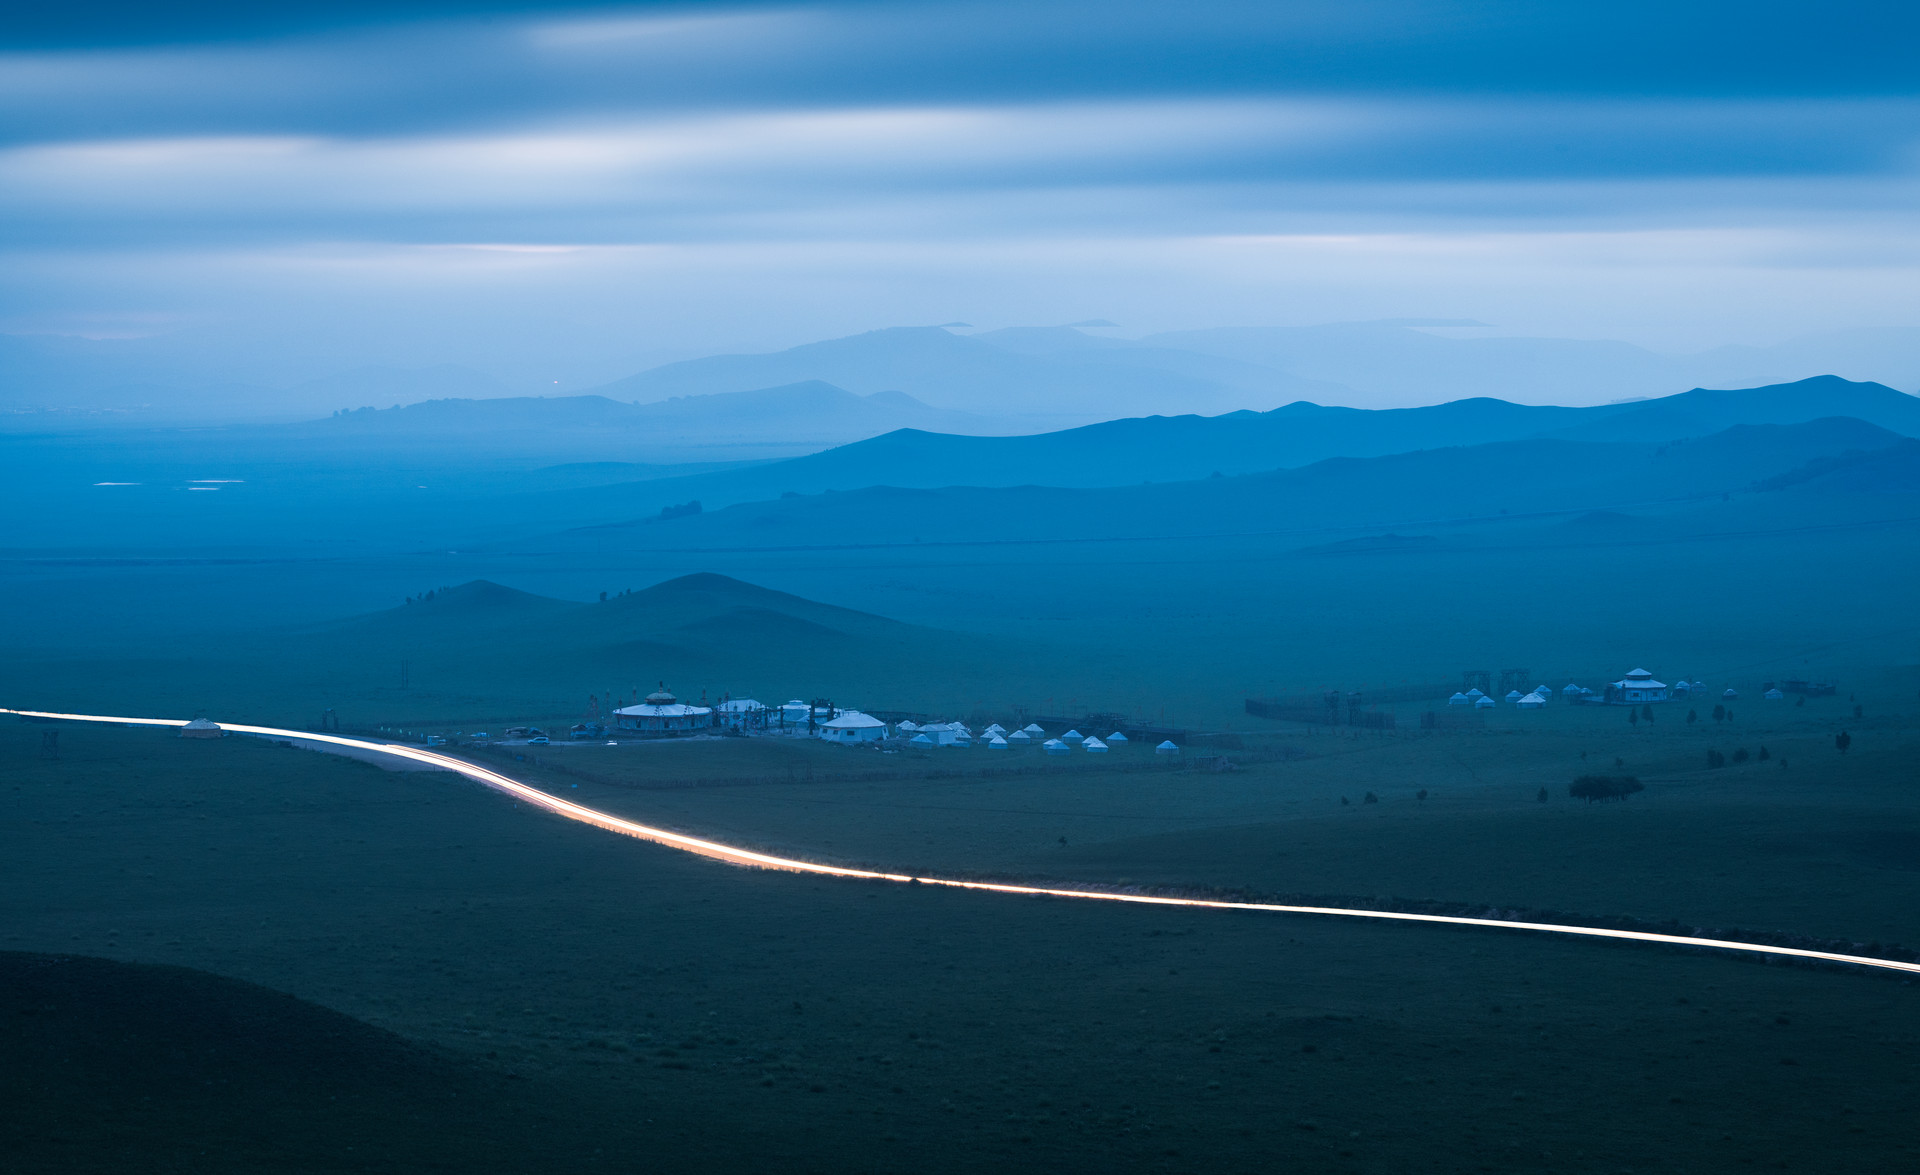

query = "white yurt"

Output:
[[818, 711, 888, 743], [1515, 693, 1545, 709], [1448, 692, 1469, 706], [179, 717, 222, 739], [896, 720, 919, 733], [910, 733, 935, 747], [1155, 740, 1180, 755], [983, 723, 1006, 737], [1023, 723, 1044, 735], [1474, 695, 1496, 709], [1083, 737, 1108, 753], [1562, 683, 1583, 696], [987, 734, 1009, 749], [1504, 690, 1524, 702], [1043, 738, 1070, 755], [1107, 731, 1128, 743], [1764, 688, 1784, 700], [1062, 729, 1084, 743], [1723, 688, 1739, 699], [1465, 688, 1487, 700], [1008, 730, 1032, 744]]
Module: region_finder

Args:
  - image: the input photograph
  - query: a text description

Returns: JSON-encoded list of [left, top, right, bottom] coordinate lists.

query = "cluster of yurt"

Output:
[[1446, 688, 1499, 710], [906, 720, 1140, 754]]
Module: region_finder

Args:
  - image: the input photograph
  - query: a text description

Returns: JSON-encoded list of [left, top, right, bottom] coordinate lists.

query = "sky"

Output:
[[3, 0, 1919, 396]]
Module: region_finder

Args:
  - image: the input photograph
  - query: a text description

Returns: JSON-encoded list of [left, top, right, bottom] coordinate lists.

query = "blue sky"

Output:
[[3, 1, 1918, 394]]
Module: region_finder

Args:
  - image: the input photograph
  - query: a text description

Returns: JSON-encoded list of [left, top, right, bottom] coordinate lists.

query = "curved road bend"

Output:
[[10, 707, 1919, 978]]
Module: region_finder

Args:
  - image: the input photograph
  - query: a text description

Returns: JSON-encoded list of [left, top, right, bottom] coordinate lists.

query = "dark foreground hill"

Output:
[[0, 951, 638, 1174]]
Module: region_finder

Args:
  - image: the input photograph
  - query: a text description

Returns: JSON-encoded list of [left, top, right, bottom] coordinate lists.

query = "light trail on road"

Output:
[[13, 706, 1920, 978]]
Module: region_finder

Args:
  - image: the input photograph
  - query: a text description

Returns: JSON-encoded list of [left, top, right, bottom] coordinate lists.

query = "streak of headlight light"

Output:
[[11, 707, 1920, 977]]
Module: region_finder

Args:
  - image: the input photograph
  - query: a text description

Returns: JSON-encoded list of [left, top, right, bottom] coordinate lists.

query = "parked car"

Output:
[[528, 735, 550, 745]]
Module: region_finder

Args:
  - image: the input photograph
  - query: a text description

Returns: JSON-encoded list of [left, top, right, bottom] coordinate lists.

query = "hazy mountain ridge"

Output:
[[545, 415, 1911, 556], [297, 380, 1008, 449], [538, 376, 1920, 520]]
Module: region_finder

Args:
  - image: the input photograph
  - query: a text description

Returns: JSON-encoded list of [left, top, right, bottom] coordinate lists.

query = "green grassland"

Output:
[[7, 697, 1920, 1173]]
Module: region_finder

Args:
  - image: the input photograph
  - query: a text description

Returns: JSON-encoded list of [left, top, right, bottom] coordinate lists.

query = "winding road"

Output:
[[12, 706, 1919, 978]]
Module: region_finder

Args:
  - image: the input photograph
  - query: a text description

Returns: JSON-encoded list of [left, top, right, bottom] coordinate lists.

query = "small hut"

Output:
[[1022, 723, 1044, 736], [1764, 688, 1784, 700], [1008, 730, 1032, 744], [1106, 731, 1129, 743], [1062, 729, 1085, 744], [179, 718, 222, 739], [1155, 740, 1180, 755], [1083, 737, 1109, 753], [1474, 696, 1496, 710], [1043, 738, 1070, 756], [987, 734, 1009, 749], [1448, 692, 1470, 706], [910, 733, 935, 747]]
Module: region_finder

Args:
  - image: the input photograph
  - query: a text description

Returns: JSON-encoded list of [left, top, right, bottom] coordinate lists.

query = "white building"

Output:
[[616, 687, 713, 735], [1608, 669, 1669, 705], [914, 722, 972, 746], [818, 710, 887, 743]]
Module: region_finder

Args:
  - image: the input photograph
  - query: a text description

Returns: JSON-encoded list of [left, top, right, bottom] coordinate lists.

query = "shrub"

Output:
[[1363, 791, 1378, 804], [1732, 748, 1749, 764], [1570, 775, 1644, 803], [1758, 746, 1770, 761], [1686, 709, 1698, 724], [1836, 731, 1852, 754], [1706, 749, 1726, 769], [1712, 704, 1726, 723], [1536, 787, 1548, 803]]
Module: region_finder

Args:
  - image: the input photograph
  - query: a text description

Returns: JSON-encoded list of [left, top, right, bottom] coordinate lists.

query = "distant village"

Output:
[[1245, 666, 1839, 730], [486, 686, 1189, 754]]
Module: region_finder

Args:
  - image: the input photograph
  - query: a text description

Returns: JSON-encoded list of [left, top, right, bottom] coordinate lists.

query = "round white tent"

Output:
[[1083, 737, 1108, 753]]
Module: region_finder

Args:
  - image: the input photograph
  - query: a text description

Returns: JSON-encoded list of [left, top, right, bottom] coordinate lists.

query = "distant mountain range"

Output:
[[11, 319, 1917, 425], [294, 380, 1011, 455], [580, 321, 1920, 419], [540, 376, 1920, 517], [539, 414, 1914, 557]]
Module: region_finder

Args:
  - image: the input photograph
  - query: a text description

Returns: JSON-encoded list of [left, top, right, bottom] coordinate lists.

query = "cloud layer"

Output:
[[3, 1, 1918, 401]]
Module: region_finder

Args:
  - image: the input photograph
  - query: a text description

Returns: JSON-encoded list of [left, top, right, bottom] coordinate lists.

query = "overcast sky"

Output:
[[3, 0, 1917, 391]]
